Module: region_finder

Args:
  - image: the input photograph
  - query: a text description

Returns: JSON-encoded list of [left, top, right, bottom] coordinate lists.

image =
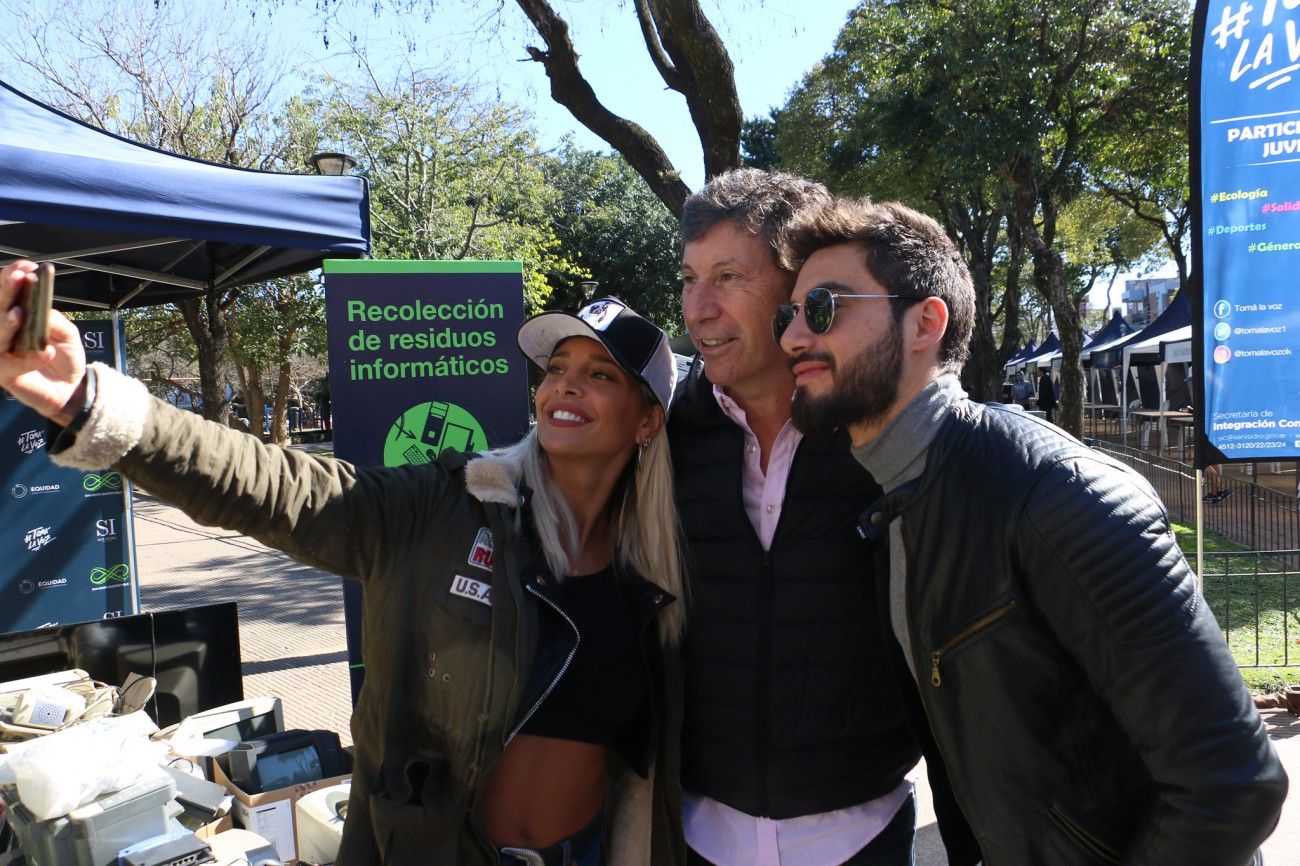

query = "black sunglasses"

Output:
[[773, 286, 906, 342]]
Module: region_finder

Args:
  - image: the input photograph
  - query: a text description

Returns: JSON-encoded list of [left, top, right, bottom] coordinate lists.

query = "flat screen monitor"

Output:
[[256, 745, 325, 790]]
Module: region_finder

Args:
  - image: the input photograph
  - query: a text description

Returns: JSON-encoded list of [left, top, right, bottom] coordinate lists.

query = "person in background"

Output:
[[658, 169, 921, 866], [1185, 366, 1231, 504], [1036, 368, 1057, 423], [1009, 371, 1033, 408], [775, 197, 1286, 865], [0, 259, 685, 866]]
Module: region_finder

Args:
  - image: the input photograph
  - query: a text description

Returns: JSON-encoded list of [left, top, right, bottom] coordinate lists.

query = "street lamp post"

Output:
[[307, 151, 358, 176]]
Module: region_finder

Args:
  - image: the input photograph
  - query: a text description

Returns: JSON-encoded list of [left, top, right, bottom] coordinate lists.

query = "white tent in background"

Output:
[[1121, 324, 1193, 450], [1115, 293, 1192, 449]]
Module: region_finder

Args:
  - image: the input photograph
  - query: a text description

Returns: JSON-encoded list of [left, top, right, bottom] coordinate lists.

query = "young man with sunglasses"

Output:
[[775, 197, 1286, 865], [656, 169, 921, 866]]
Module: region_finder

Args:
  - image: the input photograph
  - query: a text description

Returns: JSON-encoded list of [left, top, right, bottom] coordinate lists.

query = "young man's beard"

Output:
[[790, 322, 903, 438]]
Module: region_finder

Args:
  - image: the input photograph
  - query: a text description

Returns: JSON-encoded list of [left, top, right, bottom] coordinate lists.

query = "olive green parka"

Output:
[[50, 363, 681, 865]]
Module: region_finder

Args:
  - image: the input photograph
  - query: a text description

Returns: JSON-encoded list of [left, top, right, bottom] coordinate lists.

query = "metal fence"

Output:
[[1089, 441, 1300, 668], [1200, 550, 1299, 668], [1091, 441, 1300, 551]]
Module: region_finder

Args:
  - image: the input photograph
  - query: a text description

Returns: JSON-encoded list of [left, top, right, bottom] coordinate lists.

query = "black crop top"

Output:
[[518, 566, 648, 745]]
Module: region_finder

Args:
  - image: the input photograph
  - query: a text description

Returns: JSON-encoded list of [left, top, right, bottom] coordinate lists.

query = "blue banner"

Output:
[[323, 260, 530, 700], [1196, 0, 1300, 461], [0, 319, 137, 632]]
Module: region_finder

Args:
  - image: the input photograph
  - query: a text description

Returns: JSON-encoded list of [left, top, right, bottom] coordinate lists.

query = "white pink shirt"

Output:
[[680, 387, 915, 866]]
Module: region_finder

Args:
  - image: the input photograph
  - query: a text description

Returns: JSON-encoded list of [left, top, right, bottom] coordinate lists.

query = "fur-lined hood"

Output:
[[463, 448, 527, 508]]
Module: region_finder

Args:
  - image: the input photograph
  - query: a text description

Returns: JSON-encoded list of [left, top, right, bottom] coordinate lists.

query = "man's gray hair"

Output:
[[681, 168, 832, 272]]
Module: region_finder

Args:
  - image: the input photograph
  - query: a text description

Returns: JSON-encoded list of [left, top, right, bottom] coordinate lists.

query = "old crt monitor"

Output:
[[172, 696, 283, 744], [226, 729, 346, 794]]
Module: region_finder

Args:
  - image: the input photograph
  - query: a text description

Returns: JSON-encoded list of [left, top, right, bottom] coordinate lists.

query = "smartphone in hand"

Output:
[[18, 262, 54, 353]]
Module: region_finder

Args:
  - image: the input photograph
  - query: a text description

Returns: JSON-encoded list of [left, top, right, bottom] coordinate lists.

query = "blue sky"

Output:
[[266, 0, 863, 190]]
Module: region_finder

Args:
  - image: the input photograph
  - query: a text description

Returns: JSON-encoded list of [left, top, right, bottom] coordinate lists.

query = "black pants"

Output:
[[686, 793, 917, 866]]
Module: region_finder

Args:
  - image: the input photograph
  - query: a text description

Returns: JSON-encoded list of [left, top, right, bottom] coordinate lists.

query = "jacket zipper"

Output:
[[469, 512, 506, 794], [929, 599, 1018, 687], [897, 516, 987, 863], [1049, 804, 1121, 863], [504, 583, 579, 745]]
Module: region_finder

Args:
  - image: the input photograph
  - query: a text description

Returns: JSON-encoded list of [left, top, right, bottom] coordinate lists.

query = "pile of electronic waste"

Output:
[[0, 670, 350, 866]]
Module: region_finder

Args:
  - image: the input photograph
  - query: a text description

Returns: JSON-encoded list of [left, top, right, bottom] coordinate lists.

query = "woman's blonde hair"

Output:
[[493, 389, 685, 646]]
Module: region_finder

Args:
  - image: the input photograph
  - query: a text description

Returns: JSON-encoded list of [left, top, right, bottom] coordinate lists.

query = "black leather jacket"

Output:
[[865, 399, 1287, 866]]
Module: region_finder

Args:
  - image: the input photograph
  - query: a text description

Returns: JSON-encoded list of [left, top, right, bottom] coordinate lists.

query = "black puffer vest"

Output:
[[667, 361, 919, 819]]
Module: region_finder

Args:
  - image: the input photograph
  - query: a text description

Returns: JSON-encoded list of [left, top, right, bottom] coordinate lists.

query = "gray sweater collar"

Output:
[[851, 374, 967, 492]]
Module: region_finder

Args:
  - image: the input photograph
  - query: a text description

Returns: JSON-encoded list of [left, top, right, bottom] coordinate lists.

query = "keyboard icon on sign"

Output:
[[385, 401, 488, 467]]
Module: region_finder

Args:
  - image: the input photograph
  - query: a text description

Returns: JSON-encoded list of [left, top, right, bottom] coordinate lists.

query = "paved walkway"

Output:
[[131, 489, 1300, 864], [133, 492, 354, 746]]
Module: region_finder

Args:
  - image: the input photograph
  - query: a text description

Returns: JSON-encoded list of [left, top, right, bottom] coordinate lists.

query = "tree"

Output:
[[236, 0, 746, 216], [740, 116, 780, 170], [983, 0, 1189, 438], [772, 0, 1190, 436], [228, 275, 327, 444], [542, 142, 685, 334], [316, 59, 583, 313], [1093, 75, 1193, 294], [510, 0, 741, 217], [10, 0, 292, 423], [774, 30, 1028, 403], [1056, 193, 1165, 315]]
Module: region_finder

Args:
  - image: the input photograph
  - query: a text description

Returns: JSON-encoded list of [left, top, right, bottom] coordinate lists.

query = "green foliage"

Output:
[[740, 116, 780, 170], [122, 304, 201, 404], [772, 0, 1190, 411], [542, 142, 684, 334], [314, 65, 582, 314], [1056, 192, 1165, 299], [228, 275, 326, 373], [777, 0, 1187, 277]]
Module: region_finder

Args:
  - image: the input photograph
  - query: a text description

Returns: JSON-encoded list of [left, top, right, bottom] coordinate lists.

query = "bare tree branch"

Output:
[[513, 0, 702, 217], [633, 0, 684, 91], [639, 0, 742, 180]]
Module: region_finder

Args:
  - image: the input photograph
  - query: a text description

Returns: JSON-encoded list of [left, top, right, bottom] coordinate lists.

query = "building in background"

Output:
[[1123, 277, 1179, 328]]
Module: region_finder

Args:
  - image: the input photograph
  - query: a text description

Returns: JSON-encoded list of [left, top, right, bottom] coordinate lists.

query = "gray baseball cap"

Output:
[[517, 297, 677, 411]]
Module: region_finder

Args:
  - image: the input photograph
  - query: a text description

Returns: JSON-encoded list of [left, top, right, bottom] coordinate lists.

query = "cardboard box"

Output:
[[210, 754, 351, 861]]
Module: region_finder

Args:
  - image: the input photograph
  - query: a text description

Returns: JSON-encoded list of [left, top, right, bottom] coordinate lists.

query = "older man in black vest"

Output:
[[658, 170, 921, 866]]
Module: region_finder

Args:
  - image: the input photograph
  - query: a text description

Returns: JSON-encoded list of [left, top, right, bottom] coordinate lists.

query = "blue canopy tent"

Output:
[[1017, 332, 1061, 374], [1079, 309, 1134, 404], [1002, 340, 1038, 373], [0, 79, 369, 634], [1090, 292, 1189, 373], [0, 80, 369, 309], [1080, 292, 1190, 447], [1082, 309, 1135, 361]]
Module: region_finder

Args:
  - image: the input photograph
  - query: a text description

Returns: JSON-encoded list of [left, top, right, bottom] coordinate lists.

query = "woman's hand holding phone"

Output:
[[0, 260, 89, 426]]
